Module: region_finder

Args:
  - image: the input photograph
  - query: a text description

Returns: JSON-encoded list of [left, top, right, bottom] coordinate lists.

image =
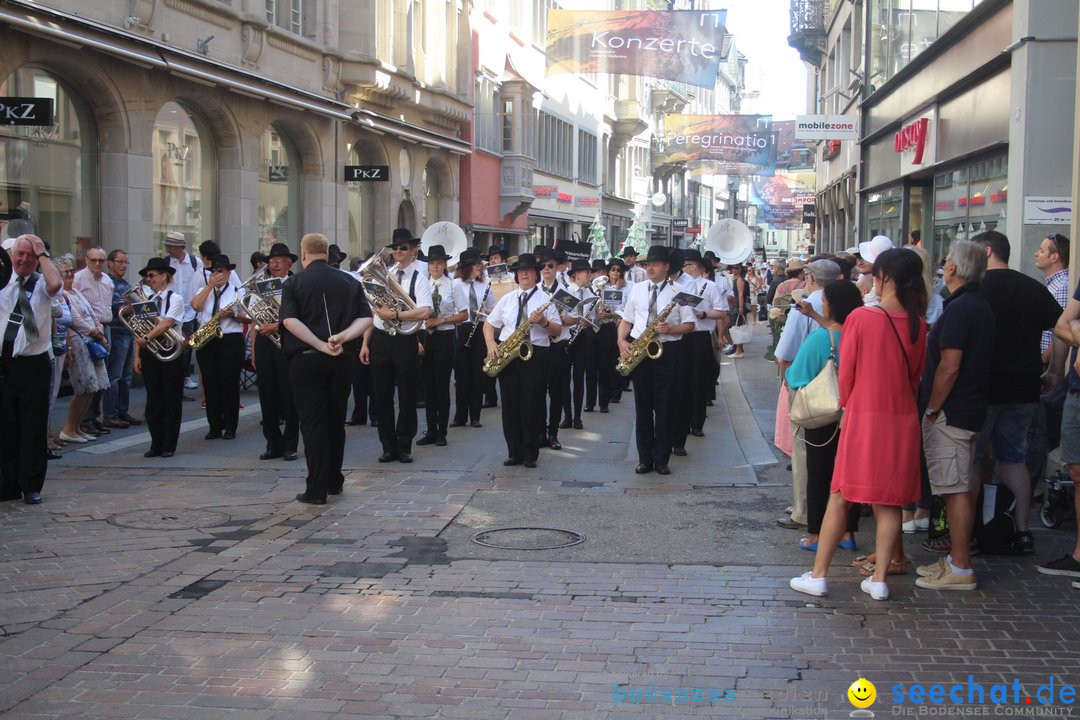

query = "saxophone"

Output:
[[615, 297, 682, 377], [118, 286, 185, 362], [187, 272, 262, 350], [482, 298, 554, 377]]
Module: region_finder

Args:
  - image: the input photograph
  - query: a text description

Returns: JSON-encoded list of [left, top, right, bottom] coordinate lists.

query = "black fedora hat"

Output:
[[266, 242, 297, 263], [458, 247, 483, 266], [327, 244, 347, 262], [426, 244, 452, 262], [683, 249, 706, 266], [534, 245, 555, 262], [510, 254, 541, 273], [620, 245, 640, 258], [643, 245, 671, 264], [568, 259, 592, 275], [138, 257, 176, 277], [486, 244, 506, 259], [591, 259, 606, 272], [208, 254, 236, 272], [388, 227, 417, 248], [607, 257, 626, 271]]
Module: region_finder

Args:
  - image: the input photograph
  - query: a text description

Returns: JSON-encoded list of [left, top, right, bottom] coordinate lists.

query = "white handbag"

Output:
[[789, 330, 842, 430]]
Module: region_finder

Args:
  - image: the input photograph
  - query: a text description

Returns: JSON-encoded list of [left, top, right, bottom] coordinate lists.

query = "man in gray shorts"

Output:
[[914, 240, 996, 591]]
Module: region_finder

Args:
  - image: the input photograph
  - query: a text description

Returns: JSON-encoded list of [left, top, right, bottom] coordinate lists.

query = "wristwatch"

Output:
[[36, 250, 50, 259], [925, 407, 940, 418]]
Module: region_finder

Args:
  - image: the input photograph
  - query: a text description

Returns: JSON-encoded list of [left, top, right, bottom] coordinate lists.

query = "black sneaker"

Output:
[[1038, 554, 1080, 577], [1012, 531, 1034, 555]]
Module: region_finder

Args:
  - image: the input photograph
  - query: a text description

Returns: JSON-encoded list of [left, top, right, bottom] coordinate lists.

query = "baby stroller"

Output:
[[1040, 449, 1076, 529]]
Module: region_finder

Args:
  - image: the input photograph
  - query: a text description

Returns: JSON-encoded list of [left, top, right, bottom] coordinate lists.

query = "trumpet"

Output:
[[118, 286, 185, 362], [358, 248, 422, 335]]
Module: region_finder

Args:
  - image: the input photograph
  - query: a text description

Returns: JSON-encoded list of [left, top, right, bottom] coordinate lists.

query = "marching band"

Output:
[[104, 223, 751, 503]]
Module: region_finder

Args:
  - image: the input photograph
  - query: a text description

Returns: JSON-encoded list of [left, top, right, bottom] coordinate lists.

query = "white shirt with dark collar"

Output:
[[373, 261, 433, 333], [618, 279, 695, 344], [0, 272, 57, 357], [428, 274, 466, 332], [487, 286, 560, 347]]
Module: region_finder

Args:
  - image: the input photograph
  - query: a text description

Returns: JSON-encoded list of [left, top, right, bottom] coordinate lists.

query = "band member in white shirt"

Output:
[[481, 244, 506, 409], [617, 246, 695, 475], [677, 249, 727, 441], [133, 257, 186, 458], [451, 248, 493, 428], [191, 254, 247, 441], [597, 258, 629, 409], [418, 244, 467, 446], [620, 246, 647, 285], [538, 249, 572, 447], [567, 259, 598, 427], [483, 254, 562, 468], [360, 228, 432, 463]]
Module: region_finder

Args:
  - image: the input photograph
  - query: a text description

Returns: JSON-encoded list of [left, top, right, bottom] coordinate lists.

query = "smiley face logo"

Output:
[[848, 679, 876, 708]]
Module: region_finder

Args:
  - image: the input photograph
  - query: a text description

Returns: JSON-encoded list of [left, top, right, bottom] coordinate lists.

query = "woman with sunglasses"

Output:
[[134, 257, 186, 458]]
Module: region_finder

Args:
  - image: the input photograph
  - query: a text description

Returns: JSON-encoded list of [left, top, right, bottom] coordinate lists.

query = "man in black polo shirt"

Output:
[[280, 233, 372, 505], [971, 231, 1063, 554], [915, 239, 996, 591]]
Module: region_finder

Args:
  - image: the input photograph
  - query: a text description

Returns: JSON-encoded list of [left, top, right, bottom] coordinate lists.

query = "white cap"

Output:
[[1, 237, 16, 252], [858, 235, 894, 263]]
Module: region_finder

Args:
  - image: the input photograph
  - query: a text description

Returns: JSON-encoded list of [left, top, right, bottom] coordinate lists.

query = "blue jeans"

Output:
[[103, 330, 134, 419]]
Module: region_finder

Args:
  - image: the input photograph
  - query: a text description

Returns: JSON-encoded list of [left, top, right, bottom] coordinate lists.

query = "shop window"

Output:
[[347, 143, 378, 260], [258, 124, 301, 255], [153, 101, 215, 252], [868, 0, 981, 92], [0, 66, 97, 258], [932, 152, 1007, 263], [422, 159, 444, 228], [862, 186, 903, 244]]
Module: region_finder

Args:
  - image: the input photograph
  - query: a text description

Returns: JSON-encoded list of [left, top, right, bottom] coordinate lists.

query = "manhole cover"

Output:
[[471, 527, 585, 550], [108, 509, 230, 531]]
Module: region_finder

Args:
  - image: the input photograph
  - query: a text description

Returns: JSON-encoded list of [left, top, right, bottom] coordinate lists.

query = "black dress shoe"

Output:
[[46, 450, 63, 460], [346, 418, 363, 426], [161, 451, 175, 458], [776, 516, 806, 529], [655, 465, 671, 475], [671, 447, 687, 457], [328, 487, 343, 495], [559, 419, 572, 430], [690, 430, 705, 437], [523, 459, 537, 468], [503, 457, 522, 466], [470, 421, 482, 428], [222, 430, 236, 440], [295, 493, 326, 505], [449, 419, 466, 428], [24, 492, 42, 505], [705, 400, 714, 407], [583, 406, 594, 413], [548, 437, 562, 450], [482, 401, 497, 408], [435, 436, 447, 447], [599, 407, 609, 414], [398, 453, 413, 463], [283, 451, 298, 461], [416, 434, 436, 446], [378, 452, 398, 463], [120, 414, 143, 425], [144, 449, 162, 458], [635, 464, 653, 474], [572, 420, 583, 430], [205, 430, 222, 440], [260, 450, 283, 460]]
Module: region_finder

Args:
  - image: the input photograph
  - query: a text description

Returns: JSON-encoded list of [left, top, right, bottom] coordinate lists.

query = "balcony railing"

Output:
[[788, 0, 826, 67]]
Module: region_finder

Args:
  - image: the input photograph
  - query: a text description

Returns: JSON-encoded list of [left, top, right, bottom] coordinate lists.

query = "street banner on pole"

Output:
[[546, 10, 727, 89], [661, 115, 778, 175]]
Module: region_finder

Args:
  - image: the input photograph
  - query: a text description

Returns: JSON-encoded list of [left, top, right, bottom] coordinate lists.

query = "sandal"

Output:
[[856, 558, 910, 576]]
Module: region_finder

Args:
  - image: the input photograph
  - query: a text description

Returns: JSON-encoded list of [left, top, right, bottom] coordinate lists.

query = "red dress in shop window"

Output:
[[831, 306, 927, 506]]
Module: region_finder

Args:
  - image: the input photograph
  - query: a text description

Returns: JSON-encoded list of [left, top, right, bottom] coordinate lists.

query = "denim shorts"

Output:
[[1061, 392, 1080, 466], [973, 403, 1038, 465]]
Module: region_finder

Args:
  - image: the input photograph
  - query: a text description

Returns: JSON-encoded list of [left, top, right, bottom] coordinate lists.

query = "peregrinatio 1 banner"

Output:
[[661, 115, 779, 175], [546, 10, 727, 89]]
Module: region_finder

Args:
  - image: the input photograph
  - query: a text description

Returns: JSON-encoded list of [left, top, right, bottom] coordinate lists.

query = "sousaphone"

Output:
[[705, 218, 754, 265], [420, 221, 469, 268]]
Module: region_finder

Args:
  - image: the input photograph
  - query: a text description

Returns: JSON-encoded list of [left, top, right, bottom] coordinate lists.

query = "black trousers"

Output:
[[290, 351, 350, 500], [453, 322, 487, 423], [255, 334, 298, 454], [499, 346, 548, 462], [545, 339, 571, 436], [196, 332, 243, 434], [595, 323, 619, 410], [804, 422, 860, 535], [349, 352, 375, 424], [684, 330, 713, 436], [632, 339, 681, 468], [421, 329, 455, 437], [142, 349, 184, 454], [483, 369, 498, 406], [0, 352, 50, 498], [669, 334, 693, 451], [370, 329, 420, 454], [570, 329, 597, 419]]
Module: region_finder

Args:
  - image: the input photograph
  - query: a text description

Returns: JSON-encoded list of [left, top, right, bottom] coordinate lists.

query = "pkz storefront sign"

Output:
[[343, 165, 390, 182], [0, 97, 53, 126]]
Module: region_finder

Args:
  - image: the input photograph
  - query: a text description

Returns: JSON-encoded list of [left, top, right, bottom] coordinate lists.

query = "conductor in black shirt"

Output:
[[280, 233, 372, 505]]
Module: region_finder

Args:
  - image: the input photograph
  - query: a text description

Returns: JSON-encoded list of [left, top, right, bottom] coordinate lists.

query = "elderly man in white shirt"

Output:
[[73, 246, 115, 434]]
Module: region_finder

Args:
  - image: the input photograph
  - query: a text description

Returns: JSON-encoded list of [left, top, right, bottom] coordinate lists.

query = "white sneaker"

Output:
[[860, 576, 890, 600], [790, 572, 827, 597], [184, 377, 198, 389], [902, 517, 930, 533]]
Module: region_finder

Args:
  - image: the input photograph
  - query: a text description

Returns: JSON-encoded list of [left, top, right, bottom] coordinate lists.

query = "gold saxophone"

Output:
[[187, 272, 262, 350], [118, 286, 185, 362], [482, 298, 554, 377], [615, 297, 682, 376]]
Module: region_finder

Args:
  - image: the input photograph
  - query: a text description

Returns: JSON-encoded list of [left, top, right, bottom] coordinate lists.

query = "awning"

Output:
[[464, 224, 529, 236], [355, 110, 471, 155]]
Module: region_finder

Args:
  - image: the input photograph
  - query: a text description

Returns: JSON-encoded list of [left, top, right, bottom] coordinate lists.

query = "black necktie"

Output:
[[517, 292, 528, 327], [212, 288, 221, 315], [396, 270, 405, 286], [469, 284, 478, 315], [16, 276, 37, 342], [648, 284, 658, 325]]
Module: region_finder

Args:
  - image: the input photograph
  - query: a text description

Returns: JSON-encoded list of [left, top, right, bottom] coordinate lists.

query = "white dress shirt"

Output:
[[373, 261, 433, 333], [684, 276, 724, 333], [625, 265, 647, 284], [0, 272, 57, 356], [487, 286, 560, 347], [168, 251, 204, 323], [140, 286, 185, 326], [454, 278, 496, 324], [195, 279, 246, 335], [618, 279, 695, 343], [427, 274, 466, 332]]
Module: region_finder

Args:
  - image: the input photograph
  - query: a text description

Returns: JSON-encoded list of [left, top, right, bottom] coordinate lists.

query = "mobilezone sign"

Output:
[[795, 115, 860, 141]]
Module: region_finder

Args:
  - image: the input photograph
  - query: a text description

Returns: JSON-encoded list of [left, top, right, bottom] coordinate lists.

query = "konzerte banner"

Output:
[[546, 10, 727, 89], [661, 115, 778, 175]]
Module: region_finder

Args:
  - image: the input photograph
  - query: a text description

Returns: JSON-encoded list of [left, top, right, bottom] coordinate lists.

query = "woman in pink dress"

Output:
[[791, 248, 927, 601]]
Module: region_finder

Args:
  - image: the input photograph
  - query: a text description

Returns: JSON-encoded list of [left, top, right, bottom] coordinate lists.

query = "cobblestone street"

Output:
[[2, 329, 1078, 719]]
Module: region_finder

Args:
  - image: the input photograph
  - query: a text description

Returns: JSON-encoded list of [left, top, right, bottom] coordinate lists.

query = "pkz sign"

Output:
[[0, 97, 53, 126], [343, 165, 390, 182]]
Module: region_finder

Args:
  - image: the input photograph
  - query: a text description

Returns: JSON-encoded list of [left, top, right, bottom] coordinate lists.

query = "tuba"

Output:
[[705, 218, 755, 266], [118, 286, 186, 362], [237, 269, 283, 350], [358, 248, 422, 335]]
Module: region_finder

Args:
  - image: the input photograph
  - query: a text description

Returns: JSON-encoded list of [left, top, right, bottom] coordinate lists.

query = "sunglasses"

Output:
[[144, 272, 161, 279], [542, 262, 556, 269], [63, 270, 75, 276], [391, 245, 411, 251], [87, 258, 106, 263]]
